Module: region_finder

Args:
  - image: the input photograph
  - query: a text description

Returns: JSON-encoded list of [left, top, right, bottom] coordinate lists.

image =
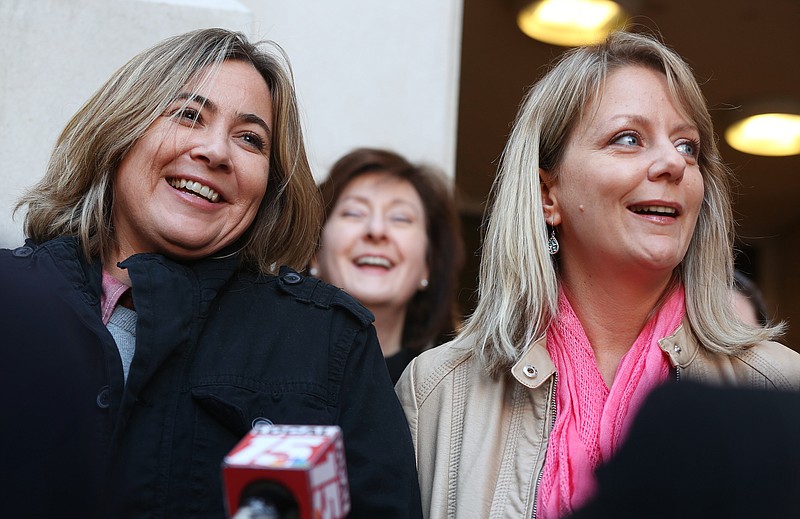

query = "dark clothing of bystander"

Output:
[[568, 381, 800, 519]]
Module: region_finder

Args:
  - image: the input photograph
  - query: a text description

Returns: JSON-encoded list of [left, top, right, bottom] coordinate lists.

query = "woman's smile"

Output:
[[166, 177, 222, 203]]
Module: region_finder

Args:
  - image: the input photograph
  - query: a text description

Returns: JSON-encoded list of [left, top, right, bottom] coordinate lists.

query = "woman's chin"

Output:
[[156, 236, 237, 261]]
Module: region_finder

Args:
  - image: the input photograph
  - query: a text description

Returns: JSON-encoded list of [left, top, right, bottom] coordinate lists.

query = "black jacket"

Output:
[[0, 237, 422, 519]]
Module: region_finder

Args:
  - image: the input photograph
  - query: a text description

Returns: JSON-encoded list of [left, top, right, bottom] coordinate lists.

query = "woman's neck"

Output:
[[369, 305, 407, 358], [560, 268, 673, 386], [104, 256, 132, 286]]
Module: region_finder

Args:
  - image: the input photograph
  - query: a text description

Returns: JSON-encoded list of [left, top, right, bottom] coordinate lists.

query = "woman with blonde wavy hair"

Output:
[[1, 28, 421, 519], [396, 30, 800, 519]]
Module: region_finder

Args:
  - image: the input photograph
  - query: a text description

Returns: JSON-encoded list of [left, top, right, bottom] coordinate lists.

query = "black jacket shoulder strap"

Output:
[[276, 266, 374, 327]]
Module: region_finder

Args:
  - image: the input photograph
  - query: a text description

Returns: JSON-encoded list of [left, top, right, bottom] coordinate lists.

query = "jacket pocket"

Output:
[[185, 383, 333, 515], [191, 382, 333, 437]]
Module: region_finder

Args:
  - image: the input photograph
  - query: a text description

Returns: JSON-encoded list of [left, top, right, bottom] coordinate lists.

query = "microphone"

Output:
[[222, 424, 351, 519]]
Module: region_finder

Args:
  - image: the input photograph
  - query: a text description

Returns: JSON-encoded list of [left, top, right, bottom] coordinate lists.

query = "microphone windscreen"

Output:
[[222, 424, 350, 519]]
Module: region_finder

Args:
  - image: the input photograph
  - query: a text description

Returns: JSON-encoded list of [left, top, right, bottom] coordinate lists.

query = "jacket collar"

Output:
[[31, 236, 243, 318], [34, 236, 103, 305], [657, 323, 699, 368], [511, 336, 555, 389], [118, 248, 242, 318], [510, 319, 697, 388]]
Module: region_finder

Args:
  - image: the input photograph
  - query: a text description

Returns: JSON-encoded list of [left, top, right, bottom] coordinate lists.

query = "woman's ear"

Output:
[[539, 169, 561, 226]]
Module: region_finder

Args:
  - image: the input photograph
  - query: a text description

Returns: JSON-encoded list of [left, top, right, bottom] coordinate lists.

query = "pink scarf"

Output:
[[536, 287, 684, 518]]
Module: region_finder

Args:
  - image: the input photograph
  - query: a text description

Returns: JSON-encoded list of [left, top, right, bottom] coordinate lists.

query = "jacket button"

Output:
[[12, 246, 33, 258], [282, 272, 303, 285], [96, 386, 111, 409], [252, 417, 273, 429], [523, 365, 538, 378]]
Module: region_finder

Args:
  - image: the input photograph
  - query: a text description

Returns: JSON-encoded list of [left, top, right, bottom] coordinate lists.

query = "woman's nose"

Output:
[[365, 214, 387, 239], [647, 141, 686, 183], [189, 127, 232, 171]]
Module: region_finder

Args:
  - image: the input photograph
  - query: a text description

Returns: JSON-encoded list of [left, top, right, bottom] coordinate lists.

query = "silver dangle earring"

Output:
[[547, 215, 559, 255]]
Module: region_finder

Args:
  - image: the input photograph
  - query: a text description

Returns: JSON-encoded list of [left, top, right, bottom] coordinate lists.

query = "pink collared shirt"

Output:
[[100, 270, 131, 325]]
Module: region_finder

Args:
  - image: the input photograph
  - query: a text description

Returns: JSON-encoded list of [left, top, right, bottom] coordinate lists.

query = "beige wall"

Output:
[[239, 1, 463, 182]]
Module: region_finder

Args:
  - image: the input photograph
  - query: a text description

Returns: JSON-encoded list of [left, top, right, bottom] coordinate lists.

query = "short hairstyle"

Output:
[[16, 28, 321, 273], [318, 148, 465, 352], [462, 30, 784, 377]]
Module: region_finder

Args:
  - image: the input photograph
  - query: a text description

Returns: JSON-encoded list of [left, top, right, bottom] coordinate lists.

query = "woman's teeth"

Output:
[[629, 205, 677, 216], [168, 178, 220, 202], [355, 256, 392, 268]]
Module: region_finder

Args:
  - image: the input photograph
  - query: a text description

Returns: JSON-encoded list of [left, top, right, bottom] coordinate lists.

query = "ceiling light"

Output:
[[725, 112, 800, 157], [517, 0, 628, 47]]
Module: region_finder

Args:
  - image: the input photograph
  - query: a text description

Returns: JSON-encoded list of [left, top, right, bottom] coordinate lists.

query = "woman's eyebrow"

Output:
[[174, 92, 272, 137], [239, 113, 272, 139]]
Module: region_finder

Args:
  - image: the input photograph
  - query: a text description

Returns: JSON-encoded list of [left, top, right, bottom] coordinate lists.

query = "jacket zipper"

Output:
[[532, 373, 558, 519]]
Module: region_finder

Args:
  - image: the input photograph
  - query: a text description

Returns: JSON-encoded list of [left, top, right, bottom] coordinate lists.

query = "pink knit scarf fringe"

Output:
[[536, 286, 685, 518]]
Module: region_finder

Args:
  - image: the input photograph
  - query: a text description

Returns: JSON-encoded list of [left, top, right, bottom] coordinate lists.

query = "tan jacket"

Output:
[[395, 324, 800, 519]]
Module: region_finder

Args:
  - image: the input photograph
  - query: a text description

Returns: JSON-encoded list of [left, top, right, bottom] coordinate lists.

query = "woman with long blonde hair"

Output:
[[397, 31, 800, 519]]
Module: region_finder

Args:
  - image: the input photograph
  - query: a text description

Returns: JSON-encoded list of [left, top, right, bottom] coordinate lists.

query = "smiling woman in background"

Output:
[[311, 148, 464, 383], [396, 31, 800, 519], [0, 29, 421, 519]]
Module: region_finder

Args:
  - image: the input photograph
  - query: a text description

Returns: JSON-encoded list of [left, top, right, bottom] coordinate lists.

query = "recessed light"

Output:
[[725, 112, 800, 157], [517, 0, 627, 47]]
